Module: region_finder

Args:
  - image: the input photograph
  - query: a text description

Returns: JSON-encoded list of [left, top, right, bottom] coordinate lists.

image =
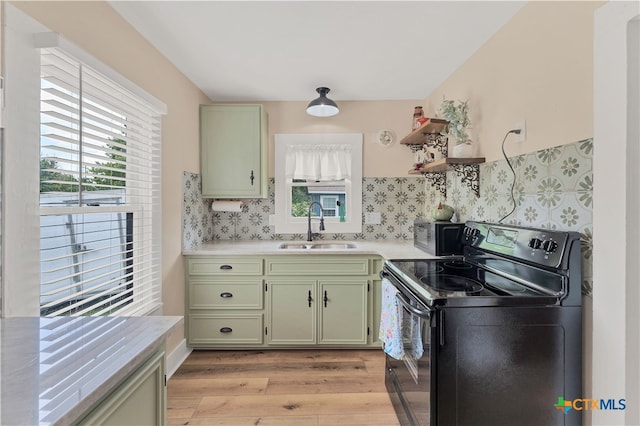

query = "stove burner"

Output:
[[416, 264, 444, 275], [419, 274, 484, 294], [443, 261, 473, 270]]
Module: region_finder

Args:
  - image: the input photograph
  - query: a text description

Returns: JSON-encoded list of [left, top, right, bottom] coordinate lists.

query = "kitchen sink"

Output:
[[277, 243, 310, 249], [277, 242, 357, 250], [308, 243, 357, 249]]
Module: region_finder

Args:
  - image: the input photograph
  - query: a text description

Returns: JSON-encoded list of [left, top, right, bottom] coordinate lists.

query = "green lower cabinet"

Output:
[[185, 255, 382, 348], [267, 279, 317, 345], [75, 349, 165, 426], [319, 279, 368, 345], [266, 278, 368, 346]]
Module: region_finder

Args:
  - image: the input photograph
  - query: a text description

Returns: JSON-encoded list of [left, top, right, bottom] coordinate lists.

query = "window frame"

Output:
[[35, 37, 165, 316], [274, 134, 362, 235]]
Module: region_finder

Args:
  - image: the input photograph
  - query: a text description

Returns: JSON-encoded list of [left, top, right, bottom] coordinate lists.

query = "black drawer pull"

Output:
[[219, 265, 233, 270], [220, 327, 233, 333], [220, 292, 233, 298]]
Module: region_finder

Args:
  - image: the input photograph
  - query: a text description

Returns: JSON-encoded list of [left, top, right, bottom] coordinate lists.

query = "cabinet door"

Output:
[[76, 350, 165, 426], [200, 104, 267, 198], [318, 279, 368, 345], [267, 280, 316, 345]]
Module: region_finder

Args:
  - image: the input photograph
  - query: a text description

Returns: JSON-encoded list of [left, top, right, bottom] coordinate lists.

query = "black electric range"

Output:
[[381, 221, 583, 426]]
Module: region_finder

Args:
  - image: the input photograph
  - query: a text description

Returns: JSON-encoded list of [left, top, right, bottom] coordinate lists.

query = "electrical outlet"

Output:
[[514, 120, 527, 142], [365, 212, 381, 225]]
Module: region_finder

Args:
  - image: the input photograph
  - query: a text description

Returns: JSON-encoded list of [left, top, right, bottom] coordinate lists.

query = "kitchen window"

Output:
[[38, 44, 164, 316], [274, 134, 362, 234]]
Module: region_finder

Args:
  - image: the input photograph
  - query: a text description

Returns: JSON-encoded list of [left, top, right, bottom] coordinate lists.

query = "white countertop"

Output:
[[1, 315, 183, 426], [183, 239, 435, 260]]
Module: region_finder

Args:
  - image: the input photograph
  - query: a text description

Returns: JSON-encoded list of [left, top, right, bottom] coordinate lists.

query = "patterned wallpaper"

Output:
[[182, 174, 428, 248], [183, 138, 593, 294]]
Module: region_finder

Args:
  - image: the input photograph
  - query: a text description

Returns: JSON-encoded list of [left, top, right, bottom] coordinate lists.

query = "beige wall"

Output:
[[261, 100, 422, 178], [422, 1, 603, 162], [10, 1, 210, 351]]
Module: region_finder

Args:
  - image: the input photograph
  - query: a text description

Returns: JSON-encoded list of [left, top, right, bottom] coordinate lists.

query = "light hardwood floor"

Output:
[[167, 349, 400, 426]]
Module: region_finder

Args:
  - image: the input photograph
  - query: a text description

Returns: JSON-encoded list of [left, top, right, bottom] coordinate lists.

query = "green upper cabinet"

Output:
[[200, 104, 268, 198]]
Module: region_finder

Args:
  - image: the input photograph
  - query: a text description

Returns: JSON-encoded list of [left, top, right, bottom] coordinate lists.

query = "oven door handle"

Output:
[[395, 292, 432, 318]]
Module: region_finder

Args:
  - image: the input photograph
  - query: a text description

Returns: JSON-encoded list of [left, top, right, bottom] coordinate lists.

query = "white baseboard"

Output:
[[166, 338, 191, 380]]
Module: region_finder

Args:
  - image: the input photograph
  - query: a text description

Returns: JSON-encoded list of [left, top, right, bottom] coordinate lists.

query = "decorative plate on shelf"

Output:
[[377, 129, 395, 147]]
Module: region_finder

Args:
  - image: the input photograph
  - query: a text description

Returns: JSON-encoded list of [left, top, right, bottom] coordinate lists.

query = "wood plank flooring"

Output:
[[167, 349, 400, 426]]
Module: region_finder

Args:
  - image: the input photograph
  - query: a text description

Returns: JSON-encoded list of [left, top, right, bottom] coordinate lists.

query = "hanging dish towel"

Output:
[[408, 310, 424, 360], [379, 278, 404, 360]]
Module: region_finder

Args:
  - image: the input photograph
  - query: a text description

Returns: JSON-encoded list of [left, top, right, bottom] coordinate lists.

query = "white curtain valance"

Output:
[[285, 143, 352, 180]]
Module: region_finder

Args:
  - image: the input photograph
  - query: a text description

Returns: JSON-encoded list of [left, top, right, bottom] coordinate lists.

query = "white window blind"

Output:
[[39, 47, 163, 316]]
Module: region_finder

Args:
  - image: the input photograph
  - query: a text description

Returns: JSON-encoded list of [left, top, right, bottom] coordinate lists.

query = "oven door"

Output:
[[384, 272, 434, 426]]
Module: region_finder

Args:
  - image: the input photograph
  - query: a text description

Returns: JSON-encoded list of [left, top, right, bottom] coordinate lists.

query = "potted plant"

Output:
[[439, 98, 473, 157]]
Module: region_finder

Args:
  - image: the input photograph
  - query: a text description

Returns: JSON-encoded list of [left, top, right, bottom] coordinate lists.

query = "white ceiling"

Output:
[[109, 1, 526, 102]]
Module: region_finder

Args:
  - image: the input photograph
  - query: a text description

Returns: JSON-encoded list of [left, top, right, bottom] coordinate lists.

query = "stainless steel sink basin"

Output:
[[277, 243, 310, 249], [277, 242, 357, 250], [308, 243, 357, 249]]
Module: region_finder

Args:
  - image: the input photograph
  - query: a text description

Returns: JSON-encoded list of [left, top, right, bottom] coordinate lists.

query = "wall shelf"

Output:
[[401, 119, 483, 197], [408, 157, 485, 174], [400, 118, 449, 154], [409, 157, 485, 197]]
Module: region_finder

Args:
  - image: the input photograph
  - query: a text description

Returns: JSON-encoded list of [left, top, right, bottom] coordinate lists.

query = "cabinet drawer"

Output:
[[189, 314, 263, 345], [266, 256, 369, 276], [188, 257, 263, 275], [189, 280, 263, 309]]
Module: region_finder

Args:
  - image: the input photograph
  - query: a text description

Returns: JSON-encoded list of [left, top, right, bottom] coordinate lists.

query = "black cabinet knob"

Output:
[[220, 327, 232, 333]]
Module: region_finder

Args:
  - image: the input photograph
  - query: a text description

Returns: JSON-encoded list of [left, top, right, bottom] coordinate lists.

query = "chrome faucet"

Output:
[[307, 201, 325, 241]]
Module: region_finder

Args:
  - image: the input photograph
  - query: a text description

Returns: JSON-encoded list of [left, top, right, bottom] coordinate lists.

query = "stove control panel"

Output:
[[528, 238, 558, 253], [463, 221, 580, 269]]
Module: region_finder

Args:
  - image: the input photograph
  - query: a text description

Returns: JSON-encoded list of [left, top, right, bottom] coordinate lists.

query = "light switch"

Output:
[[365, 212, 381, 225]]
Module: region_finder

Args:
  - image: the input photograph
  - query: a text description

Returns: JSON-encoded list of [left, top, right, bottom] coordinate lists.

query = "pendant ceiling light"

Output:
[[306, 87, 339, 117]]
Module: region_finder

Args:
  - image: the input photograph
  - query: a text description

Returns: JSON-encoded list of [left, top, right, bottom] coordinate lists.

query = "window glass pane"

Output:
[[40, 50, 81, 204], [39, 51, 130, 207], [291, 184, 311, 217], [290, 179, 346, 218], [40, 212, 133, 316]]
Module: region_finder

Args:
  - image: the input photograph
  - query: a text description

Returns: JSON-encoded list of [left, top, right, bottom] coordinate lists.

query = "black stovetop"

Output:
[[383, 221, 583, 308], [384, 257, 561, 307]]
